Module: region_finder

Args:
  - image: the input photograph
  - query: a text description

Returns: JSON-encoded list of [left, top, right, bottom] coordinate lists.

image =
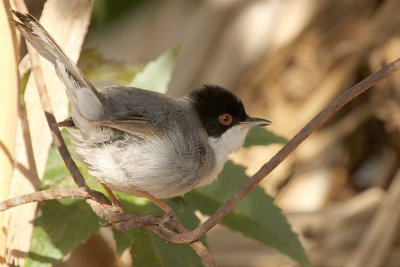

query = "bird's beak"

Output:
[[240, 116, 272, 127]]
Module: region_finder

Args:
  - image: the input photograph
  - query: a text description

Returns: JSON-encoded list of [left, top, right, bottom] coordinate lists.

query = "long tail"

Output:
[[11, 10, 106, 125]]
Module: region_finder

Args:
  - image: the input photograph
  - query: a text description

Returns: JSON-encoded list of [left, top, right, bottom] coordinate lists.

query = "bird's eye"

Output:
[[218, 113, 233, 126]]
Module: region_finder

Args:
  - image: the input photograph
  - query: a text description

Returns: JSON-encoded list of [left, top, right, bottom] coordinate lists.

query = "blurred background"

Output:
[[25, 0, 400, 266]]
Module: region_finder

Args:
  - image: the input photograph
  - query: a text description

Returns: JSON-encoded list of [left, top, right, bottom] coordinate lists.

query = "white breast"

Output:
[[196, 125, 249, 187]]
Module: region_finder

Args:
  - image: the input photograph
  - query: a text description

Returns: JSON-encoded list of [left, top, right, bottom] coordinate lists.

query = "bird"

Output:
[[11, 10, 271, 211]]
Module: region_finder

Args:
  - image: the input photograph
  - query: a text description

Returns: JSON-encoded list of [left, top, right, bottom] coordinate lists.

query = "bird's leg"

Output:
[[131, 186, 170, 212], [101, 183, 123, 212], [131, 186, 176, 225]]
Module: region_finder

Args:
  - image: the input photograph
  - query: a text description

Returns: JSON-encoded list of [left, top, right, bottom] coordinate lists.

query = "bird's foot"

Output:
[[159, 207, 178, 229], [101, 183, 123, 212], [101, 205, 134, 227]]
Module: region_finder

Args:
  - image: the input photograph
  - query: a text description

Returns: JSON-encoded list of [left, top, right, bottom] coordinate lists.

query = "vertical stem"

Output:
[[0, 0, 19, 262]]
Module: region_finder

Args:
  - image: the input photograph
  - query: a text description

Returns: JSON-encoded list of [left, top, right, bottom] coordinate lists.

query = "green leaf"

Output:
[[130, 229, 204, 267], [113, 195, 205, 266], [244, 127, 288, 148], [79, 47, 143, 85], [129, 229, 163, 266], [129, 45, 181, 93], [184, 161, 310, 267], [25, 199, 100, 267], [26, 133, 100, 267], [91, 0, 149, 29]]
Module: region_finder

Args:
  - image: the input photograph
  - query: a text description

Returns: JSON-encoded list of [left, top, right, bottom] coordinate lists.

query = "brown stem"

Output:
[[0, 188, 88, 211], [28, 48, 88, 189]]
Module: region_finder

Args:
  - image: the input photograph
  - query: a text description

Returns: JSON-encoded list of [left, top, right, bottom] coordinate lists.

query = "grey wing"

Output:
[[90, 112, 163, 139], [11, 10, 105, 125]]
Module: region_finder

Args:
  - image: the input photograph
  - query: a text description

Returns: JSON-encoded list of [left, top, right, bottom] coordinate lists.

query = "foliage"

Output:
[[113, 195, 205, 266], [129, 44, 181, 93], [78, 47, 143, 85], [184, 161, 309, 266], [91, 0, 152, 29], [244, 126, 287, 147], [27, 45, 309, 266], [25, 199, 100, 267]]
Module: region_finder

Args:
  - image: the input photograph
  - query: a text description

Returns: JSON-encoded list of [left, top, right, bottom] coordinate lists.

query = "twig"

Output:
[[155, 58, 400, 243], [28, 49, 88, 189], [0, 188, 218, 264], [0, 188, 89, 211]]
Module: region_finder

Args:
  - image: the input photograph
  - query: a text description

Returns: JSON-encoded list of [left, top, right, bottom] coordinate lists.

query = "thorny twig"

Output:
[[2, 3, 400, 266]]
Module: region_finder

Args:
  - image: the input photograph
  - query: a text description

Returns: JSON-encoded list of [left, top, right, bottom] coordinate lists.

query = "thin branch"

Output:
[[0, 189, 220, 263], [155, 58, 400, 243], [28, 48, 88, 189], [84, 199, 217, 266], [0, 188, 89, 211]]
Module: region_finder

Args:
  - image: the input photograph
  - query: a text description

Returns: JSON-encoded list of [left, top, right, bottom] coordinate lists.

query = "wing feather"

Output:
[[90, 112, 163, 139]]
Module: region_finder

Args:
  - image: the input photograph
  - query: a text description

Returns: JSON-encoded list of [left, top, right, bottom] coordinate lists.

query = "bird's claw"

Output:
[[103, 205, 128, 225], [160, 207, 177, 227]]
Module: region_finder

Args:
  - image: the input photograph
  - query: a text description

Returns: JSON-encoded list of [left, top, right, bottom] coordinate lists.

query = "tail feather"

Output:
[[11, 10, 106, 123]]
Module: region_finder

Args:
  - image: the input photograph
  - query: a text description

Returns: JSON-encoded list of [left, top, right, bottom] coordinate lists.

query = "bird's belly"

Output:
[[71, 131, 214, 199]]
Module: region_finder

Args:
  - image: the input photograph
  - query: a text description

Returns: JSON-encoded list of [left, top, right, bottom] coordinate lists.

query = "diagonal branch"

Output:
[[155, 57, 400, 243], [30, 50, 89, 189]]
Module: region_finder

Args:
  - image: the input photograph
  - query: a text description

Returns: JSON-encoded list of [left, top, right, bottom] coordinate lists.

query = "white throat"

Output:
[[197, 125, 249, 187]]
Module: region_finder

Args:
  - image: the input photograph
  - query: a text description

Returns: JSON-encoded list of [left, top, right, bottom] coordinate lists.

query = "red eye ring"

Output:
[[218, 113, 233, 126]]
